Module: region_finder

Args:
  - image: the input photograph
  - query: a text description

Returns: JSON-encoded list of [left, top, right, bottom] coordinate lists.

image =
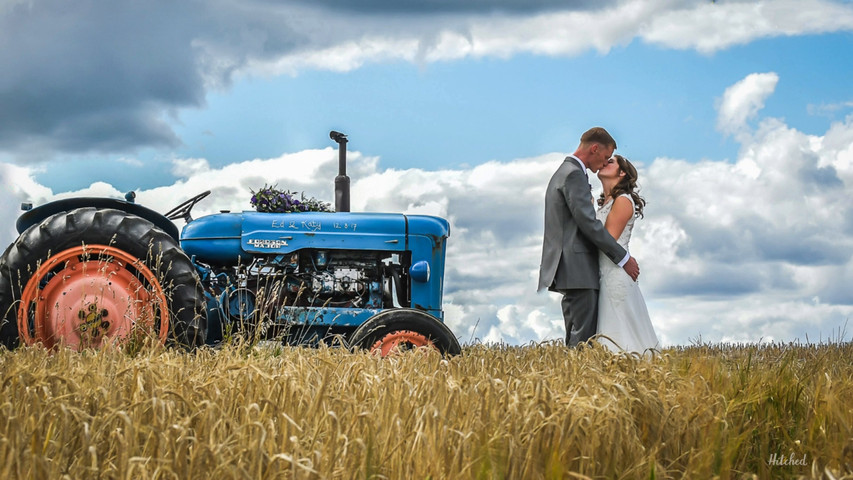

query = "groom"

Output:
[[538, 127, 640, 347]]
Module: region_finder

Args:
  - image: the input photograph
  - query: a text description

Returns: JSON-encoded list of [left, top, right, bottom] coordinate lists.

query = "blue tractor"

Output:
[[0, 132, 461, 355]]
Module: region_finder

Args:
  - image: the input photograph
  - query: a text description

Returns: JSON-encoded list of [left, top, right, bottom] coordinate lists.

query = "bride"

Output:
[[594, 155, 659, 354]]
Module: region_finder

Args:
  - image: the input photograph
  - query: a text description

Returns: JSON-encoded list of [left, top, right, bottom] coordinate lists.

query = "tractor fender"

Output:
[[15, 197, 179, 241]]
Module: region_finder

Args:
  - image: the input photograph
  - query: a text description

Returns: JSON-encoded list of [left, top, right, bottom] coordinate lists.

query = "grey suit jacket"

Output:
[[538, 157, 628, 291]]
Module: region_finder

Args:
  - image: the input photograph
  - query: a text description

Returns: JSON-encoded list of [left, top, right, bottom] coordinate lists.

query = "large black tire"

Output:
[[349, 308, 461, 356], [0, 208, 207, 349]]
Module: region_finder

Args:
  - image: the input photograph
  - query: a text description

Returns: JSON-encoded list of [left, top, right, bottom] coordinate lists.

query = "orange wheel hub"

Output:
[[370, 330, 435, 356], [17, 244, 170, 350]]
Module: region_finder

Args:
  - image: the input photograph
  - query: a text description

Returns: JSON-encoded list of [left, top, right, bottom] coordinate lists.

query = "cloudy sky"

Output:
[[2, 0, 853, 347]]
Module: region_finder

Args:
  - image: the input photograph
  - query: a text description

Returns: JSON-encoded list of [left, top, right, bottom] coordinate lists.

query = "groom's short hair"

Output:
[[580, 127, 617, 149]]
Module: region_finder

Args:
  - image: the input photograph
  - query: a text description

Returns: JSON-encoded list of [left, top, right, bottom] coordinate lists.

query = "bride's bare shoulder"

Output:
[[614, 194, 634, 208]]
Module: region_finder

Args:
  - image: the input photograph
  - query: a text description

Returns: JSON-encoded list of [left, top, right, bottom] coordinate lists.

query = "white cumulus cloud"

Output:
[[716, 72, 779, 140], [641, 0, 853, 53]]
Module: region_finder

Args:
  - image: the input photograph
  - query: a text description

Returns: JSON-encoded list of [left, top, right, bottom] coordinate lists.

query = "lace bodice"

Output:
[[596, 194, 635, 250]]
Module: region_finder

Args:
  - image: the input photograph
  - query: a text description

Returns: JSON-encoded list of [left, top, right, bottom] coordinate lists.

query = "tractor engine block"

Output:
[[208, 249, 408, 328]]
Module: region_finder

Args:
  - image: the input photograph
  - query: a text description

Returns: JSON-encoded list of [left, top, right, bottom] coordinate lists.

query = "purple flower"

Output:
[[251, 184, 331, 213]]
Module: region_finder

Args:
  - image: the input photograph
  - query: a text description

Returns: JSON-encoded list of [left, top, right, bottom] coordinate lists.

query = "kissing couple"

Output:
[[538, 127, 659, 354]]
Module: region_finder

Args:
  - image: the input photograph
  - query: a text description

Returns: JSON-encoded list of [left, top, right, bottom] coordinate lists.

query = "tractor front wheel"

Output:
[[0, 208, 207, 350], [349, 309, 461, 356]]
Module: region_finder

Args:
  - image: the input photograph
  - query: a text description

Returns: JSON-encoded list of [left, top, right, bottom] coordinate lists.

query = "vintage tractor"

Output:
[[0, 132, 461, 355]]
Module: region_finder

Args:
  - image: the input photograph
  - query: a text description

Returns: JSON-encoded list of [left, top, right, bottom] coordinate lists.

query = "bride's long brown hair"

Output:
[[597, 154, 646, 218]]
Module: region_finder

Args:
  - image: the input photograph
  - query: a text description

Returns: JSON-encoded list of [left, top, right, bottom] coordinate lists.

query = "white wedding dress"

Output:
[[596, 194, 660, 354]]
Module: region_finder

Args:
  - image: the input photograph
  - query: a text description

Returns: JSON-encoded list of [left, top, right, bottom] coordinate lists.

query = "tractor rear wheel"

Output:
[[0, 208, 206, 350], [349, 308, 461, 356]]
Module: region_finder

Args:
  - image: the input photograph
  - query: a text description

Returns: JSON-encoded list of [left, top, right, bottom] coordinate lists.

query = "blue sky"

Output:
[[2, 0, 853, 346], [30, 30, 853, 193]]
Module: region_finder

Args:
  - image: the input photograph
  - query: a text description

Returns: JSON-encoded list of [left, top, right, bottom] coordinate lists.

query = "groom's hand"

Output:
[[623, 257, 639, 281]]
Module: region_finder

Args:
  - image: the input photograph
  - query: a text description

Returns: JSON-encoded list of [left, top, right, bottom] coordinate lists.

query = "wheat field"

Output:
[[1, 339, 852, 479]]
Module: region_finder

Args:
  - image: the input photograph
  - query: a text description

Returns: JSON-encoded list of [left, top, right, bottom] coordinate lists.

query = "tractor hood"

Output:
[[180, 211, 449, 265]]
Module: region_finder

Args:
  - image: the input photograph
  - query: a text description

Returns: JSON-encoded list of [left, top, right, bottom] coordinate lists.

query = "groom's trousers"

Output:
[[560, 289, 599, 347]]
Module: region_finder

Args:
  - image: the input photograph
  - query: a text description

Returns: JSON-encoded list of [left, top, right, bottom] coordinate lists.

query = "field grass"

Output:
[[1, 340, 852, 479]]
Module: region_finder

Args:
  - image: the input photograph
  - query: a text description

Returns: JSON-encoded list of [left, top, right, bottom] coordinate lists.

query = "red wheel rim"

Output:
[[17, 244, 170, 350], [370, 330, 435, 356]]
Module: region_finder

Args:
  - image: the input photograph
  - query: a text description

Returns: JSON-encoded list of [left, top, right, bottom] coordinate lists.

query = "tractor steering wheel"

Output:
[[164, 190, 211, 222]]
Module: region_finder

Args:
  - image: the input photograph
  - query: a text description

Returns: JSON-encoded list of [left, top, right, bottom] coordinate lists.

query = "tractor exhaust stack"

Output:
[[330, 130, 350, 213]]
